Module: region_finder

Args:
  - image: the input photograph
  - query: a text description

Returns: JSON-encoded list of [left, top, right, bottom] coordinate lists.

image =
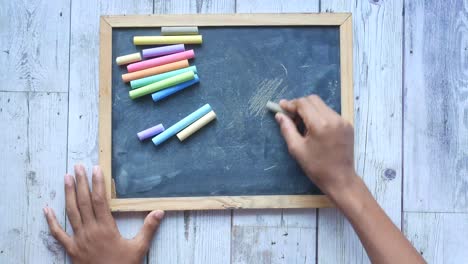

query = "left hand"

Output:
[[43, 164, 164, 264]]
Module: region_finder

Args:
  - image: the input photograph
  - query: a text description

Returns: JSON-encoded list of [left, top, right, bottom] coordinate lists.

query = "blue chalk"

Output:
[[152, 74, 200, 102], [152, 104, 212, 146]]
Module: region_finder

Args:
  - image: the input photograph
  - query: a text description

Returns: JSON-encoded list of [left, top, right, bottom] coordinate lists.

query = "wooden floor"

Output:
[[1, 0, 467, 263]]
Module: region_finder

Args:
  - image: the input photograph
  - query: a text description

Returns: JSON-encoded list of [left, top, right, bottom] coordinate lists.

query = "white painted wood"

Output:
[[0, 0, 70, 92], [0, 92, 68, 263], [404, 0, 468, 213], [149, 1, 235, 263], [318, 1, 403, 263], [404, 212, 468, 263], [236, 0, 318, 13], [232, 1, 320, 263], [67, 1, 152, 262]]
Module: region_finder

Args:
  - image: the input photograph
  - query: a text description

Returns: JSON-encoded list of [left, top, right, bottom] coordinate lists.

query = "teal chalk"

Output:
[[130, 66, 197, 89], [152, 104, 212, 146]]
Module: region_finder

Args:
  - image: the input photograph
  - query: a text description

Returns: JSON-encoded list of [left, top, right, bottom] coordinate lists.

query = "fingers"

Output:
[[91, 166, 113, 223], [275, 113, 305, 157], [134, 210, 164, 253], [64, 174, 82, 231], [44, 207, 75, 253], [74, 164, 95, 225]]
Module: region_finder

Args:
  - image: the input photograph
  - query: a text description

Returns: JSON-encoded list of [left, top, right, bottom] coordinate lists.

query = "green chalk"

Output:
[[130, 66, 198, 89], [129, 71, 195, 99]]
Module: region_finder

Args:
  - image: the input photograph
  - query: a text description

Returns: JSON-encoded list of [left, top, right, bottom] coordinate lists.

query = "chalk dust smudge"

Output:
[[248, 78, 286, 117]]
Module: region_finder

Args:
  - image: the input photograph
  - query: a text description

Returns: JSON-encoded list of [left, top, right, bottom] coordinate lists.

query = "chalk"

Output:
[[137, 124, 165, 141], [134, 35, 203, 45], [127, 50, 195, 72], [129, 71, 195, 99], [177, 111, 216, 141], [122, 60, 189, 83], [266, 101, 293, 117], [161, 27, 199, 36], [130, 66, 197, 89], [152, 104, 212, 146], [116, 52, 142, 65], [142, 44, 185, 59], [152, 74, 200, 102]]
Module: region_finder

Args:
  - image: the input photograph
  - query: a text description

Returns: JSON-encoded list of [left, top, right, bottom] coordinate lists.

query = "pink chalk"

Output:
[[137, 124, 165, 141], [127, 50, 195, 73], [142, 44, 185, 59]]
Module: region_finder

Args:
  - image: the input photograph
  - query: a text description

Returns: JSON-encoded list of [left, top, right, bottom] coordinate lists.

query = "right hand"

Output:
[[275, 95, 357, 199]]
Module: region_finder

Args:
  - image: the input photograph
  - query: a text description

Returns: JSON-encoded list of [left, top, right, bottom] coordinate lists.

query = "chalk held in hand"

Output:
[[134, 35, 203, 45], [116, 52, 142, 65], [161, 27, 199, 36], [127, 50, 195, 72], [177, 110, 216, 141], [129, 71, 195, 99], [131, 66, 197, 89], [142, 44, 185, 59], [152, 74, 200, 102], [137, 124, 165, 141], [122, 60, 189, 83], [152, 104, 212, 146], [266, 101, 293, 117]]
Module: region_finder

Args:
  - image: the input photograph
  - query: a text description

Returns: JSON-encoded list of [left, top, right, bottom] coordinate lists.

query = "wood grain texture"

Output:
[[67, 1, 152, 263], [104, 13, 350, 27], [0, 0, 70, 92], [404, 0, 468, 212], [148, 2, 234, 264], [318, 1, 403, 263], [404, 212, 468, 263], [0, 92, 68, 263], [231, 2, 320, 264]]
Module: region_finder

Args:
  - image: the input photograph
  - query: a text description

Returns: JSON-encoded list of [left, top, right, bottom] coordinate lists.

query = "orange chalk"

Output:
[[121, 60, 189, 83]]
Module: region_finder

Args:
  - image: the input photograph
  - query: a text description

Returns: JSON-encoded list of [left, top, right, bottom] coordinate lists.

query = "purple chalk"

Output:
[[137, 124, 165, 141], [142, 44, 185, 59]]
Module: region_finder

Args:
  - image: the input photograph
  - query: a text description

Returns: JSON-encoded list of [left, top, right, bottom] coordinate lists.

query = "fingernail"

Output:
[[153, 210, 165, 220], [43, 207, 48, 215], [64, 174, 73, 186], [275, 113, 282, 122]]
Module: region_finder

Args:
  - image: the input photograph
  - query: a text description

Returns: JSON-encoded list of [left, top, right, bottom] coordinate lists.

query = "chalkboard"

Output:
[[111, 26, 340, 198], [98, 14, 353, 211]]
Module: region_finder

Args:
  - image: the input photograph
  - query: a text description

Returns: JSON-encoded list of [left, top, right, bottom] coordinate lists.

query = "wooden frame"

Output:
[[99, 14, 353, 212]]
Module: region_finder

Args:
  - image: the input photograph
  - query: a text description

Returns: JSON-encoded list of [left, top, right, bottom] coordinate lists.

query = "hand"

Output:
[[43, 165, 164, 264], [275, 95, 357, 199]]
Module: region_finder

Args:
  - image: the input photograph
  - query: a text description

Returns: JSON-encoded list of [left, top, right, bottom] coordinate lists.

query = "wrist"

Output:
[[326, 172, 364, 210]]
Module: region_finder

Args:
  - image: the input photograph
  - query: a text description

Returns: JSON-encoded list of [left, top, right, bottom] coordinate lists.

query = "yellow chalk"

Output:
[[176, 110, 216, 141], [116, 52, 141, 65], [134, 35, 203, 45]]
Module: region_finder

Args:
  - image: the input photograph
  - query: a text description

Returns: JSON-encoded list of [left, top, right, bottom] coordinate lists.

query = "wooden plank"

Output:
[[404, 0, 468, 212], [148, 2, 234, 263], [0, 92, 68, 263], [0, 0, 70, 92], [67, 1, 152, 263], [404, 212, 468, 263], [104, 13, 350, 27], [110, 196, 332, 211], [232, 2, 320, 264], [318, 1, 403, 263]]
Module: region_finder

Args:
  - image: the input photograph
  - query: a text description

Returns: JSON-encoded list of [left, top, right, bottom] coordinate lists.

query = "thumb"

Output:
[[134, 210, 164, 251], [275, 113, 304, 157]]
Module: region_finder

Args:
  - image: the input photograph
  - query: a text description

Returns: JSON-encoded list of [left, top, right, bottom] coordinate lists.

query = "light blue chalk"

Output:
[[152, 104, 212, 146], [130, 66, 197, 89], [152, 74, 200, 102]]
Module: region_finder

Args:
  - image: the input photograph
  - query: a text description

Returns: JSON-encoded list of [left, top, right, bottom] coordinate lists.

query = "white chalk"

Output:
[[116, 52, 142, 65], [176, 111, 217, 141], [265, 101, 293, 117]]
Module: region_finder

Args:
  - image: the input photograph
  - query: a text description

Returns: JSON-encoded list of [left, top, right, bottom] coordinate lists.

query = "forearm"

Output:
[[329, 174, 425, 264]]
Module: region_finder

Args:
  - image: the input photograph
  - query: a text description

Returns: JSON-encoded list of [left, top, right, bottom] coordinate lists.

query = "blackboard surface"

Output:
[[112, 27, 340, 198]]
